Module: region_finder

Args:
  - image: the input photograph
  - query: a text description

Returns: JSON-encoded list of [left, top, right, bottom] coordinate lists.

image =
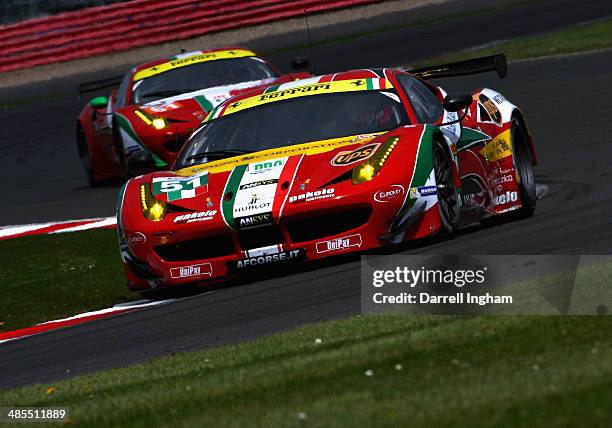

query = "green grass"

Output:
[[0, 229, 131, 332], [1, 314, 611, 427], [416, 18, 612, 66]]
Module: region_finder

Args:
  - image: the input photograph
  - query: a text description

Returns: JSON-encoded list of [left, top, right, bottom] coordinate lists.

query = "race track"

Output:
[[1, 0, 611, 390]]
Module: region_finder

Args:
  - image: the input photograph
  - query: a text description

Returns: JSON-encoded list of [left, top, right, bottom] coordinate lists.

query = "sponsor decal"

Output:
[[408, 186, 437, 199], [491, 174, 513, 186], [239, 179, 278, 190], [493, 94, 505, 104], [441, 110, 460, 139], [289, 188, 335, 203], [480, 129, 512, 162], [244, 244, 283, 258], [494, 191, 518, 206], [331, 143, 380, 166], [478, 94, 502, 124], [176, 134, 382, 176], [219, 78, 393, 117], [170, 263, 213, 279], [374, 185, 405, 203], [316, 234, 362, 254], [237, 212, 273, 229], [222, 157, 292, 229], [251, 159, 285, 173], [127, 232, 146, 245], [152, 173, 208, 202], [257, 83, 332, 102], [234, 201, 272, 214], [173, 210, 217, 223], [234, 249, 303, 269], [134, 49, 256, 81]]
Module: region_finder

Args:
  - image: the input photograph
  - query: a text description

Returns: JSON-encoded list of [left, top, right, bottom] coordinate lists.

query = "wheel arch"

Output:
[[511, 108, 537, 166]]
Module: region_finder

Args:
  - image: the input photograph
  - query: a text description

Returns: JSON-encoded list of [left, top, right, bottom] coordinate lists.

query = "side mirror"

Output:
[[291, 57, 310, 70], [443, 94, 473, 112], [90, 96, 109, 109]]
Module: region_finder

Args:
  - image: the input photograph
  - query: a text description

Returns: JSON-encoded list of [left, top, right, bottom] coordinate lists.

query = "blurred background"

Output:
[[1, 0, 129, 24]]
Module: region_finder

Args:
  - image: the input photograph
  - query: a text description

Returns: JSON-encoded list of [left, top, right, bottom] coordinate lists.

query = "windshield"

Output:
[[131, 57, 278, 104], [175, 90, 409, 170]]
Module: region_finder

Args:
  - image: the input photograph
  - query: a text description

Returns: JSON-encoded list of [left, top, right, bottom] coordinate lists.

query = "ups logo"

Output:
[[331, 143, 379, 166]]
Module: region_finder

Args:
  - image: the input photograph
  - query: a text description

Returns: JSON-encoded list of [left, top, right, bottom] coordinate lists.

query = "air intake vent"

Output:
[[154, 234, 235, 261], [285, 207, 372, 243]]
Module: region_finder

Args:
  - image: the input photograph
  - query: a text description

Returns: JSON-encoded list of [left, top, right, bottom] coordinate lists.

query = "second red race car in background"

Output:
[[76, 47, 310, 185]]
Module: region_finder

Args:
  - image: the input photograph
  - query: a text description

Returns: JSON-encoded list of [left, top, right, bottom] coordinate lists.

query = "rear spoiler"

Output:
[[406, 54, 508, 80], [77, 75, 123, 99]]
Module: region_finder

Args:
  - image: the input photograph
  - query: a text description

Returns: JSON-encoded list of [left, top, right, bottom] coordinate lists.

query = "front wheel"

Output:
[[77, 125, 100, 187], [433, 139, 460, 236], [113, 126, 131, 180]]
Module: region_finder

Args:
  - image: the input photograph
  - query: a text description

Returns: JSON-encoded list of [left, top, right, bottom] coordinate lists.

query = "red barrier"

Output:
[[0, 0, 380, 73], [1, 0, 286, 55]]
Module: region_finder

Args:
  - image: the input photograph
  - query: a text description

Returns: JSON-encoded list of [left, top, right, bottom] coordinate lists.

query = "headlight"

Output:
[[140, 183, 167, 221], [151, 118, 167, 130], [351, 136, 399, 184], [135, 109, 168, 130]]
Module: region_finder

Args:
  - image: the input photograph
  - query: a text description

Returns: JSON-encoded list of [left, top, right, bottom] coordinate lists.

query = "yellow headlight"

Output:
[[358, 164, 375, 181], [148, 202, 166, 220], [351, 137, 400, 184], [151, 118, 167, 130], [140, 184, 168, 221], [135, 109, 168, 130]]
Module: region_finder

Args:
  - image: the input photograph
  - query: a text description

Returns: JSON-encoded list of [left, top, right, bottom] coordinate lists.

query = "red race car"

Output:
[[76, 47, 310, 185], [117, 55, 537, 293]]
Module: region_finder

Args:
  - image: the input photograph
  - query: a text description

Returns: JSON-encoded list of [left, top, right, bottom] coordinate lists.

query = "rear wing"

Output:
[[406, 54, 508, 80], [77, 75, 123, 99]]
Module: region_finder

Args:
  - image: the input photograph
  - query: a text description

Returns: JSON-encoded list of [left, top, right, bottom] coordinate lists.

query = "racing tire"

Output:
[[433, 138, 460, 236], [77, 125, 100, 187], [511, 116, 536, 218]]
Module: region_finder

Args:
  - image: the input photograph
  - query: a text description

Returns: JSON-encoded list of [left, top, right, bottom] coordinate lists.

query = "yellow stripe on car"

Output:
[[175, 133, 384, 176], [133, 49, 257, 81], [219, 78, 393, 117]]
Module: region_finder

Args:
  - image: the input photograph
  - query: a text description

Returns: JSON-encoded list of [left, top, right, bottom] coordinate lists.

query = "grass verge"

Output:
[[1, 314, 611, 427], [0, 229, 131, 332], [416, 17, 612, 65]]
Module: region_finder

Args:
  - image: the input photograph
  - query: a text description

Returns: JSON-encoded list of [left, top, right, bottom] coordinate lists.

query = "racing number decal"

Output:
[[152, 174, 208, 202]]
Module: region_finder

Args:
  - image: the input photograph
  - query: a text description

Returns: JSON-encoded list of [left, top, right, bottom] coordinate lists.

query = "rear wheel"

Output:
[[511, 116, 536, 217], [433, 139, 460, 236]]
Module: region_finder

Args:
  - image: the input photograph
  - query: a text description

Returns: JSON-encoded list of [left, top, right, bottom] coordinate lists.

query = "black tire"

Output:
[[113, 124, 131, 180], [77, 125, 100, 187], [511, 116, 536, 218], [433, 139, 460, 236]]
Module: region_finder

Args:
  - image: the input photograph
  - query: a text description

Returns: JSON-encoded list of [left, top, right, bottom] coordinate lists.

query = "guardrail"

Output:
[[0, 0, 380, 73]]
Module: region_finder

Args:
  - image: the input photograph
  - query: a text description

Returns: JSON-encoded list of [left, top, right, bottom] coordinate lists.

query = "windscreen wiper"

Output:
[[186, 149, 253, 161]]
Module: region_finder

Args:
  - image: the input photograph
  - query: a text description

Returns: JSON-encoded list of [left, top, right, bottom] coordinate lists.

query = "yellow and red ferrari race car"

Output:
[[116, 55, 537, 292], [76, 47, 310, 185]]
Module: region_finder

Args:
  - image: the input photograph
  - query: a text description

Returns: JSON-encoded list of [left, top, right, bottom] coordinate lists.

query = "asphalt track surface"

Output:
[[1, 0, 612, 390]]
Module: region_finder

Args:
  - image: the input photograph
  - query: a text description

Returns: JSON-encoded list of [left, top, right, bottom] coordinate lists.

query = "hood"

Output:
[[140, 77, 280, 120], [145, 132, 393, 225]]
